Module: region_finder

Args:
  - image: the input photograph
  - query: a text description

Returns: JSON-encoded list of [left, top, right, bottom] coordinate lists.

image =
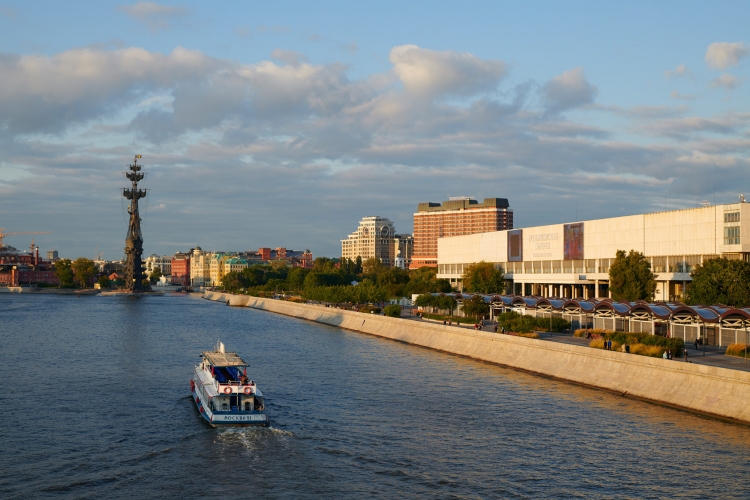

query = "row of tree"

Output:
[[218, 250, 750, 308], [53, 258, 97, 288]]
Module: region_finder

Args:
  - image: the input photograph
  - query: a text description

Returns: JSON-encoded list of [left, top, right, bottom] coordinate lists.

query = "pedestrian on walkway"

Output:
[[607, 339, 612, 350], [684, 349, 689, 362], [694, 339, 699, 350]]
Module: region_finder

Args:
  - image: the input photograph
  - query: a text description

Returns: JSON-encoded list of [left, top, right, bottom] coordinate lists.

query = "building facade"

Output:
[[171, 252, 190, 286], [411, 197, 513, 269], [341, 216, 398, 266], [144, 254, 172, 276], [189, 247, 211, 287], [393, 234, 414, 269], [437, 202, 750, 301]]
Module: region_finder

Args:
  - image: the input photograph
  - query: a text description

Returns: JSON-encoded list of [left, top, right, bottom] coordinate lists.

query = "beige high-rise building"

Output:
[[189, 247, 211, 286], [342, 216, 398, 266]]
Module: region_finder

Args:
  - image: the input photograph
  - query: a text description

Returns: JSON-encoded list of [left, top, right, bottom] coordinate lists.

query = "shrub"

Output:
[[726, 344, 750, 357], [496, 311, 571, 334], [629, 343, 665, 357], [384, 304, 401, 317], [359, 306, 381, 314], [589, 333, 683, 357], [574, 328, 614, 338], [518, 332, 540, 339], [589, 339, 621, 351]]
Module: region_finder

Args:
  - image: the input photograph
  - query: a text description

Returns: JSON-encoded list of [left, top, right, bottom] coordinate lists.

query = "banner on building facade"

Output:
[[563, 223, 584, 260], [508, 229, 523, 262]]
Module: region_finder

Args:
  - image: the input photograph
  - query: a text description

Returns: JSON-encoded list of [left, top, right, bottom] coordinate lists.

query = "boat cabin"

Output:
[[199, 348, 264, 413]]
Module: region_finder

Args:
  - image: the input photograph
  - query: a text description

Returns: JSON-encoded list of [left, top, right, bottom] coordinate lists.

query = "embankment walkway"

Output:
[[204, 292, 750, 425]]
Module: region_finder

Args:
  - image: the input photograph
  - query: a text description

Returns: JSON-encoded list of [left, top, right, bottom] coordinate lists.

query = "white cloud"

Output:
[[670, 90, 696, 100], [541, 67, 598, 113], [0, 46, 219, 134], [118, 2, 187, 33], [270, 49, 308, 66], [709, 73, 743, 90], [665, 63, 692, 78], [1, 44, 748, 257], [705, 42, 749, 70], [389, 44, 506, 99]]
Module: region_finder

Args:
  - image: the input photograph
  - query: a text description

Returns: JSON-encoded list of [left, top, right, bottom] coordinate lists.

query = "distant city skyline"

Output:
[[0, 1, 748, 258]]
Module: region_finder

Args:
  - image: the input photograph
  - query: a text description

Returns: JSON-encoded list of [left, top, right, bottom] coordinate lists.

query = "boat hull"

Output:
[[191, 384, 269, 427]]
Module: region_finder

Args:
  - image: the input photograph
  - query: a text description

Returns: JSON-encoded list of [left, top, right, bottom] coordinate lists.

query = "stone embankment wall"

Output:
[[204, 292, 750, 425]]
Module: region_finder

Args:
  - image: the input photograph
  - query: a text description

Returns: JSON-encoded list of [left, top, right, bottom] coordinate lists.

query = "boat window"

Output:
[[244, 401, 251, 411], [222, 402, 228, 410]]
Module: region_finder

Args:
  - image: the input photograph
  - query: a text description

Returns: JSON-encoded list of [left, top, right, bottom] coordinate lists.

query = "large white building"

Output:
[[437, 201, 750, 301], [341, 216, 412, 267]]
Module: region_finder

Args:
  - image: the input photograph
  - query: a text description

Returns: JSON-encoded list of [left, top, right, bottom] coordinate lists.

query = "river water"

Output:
[[1, 293, 750, 499]]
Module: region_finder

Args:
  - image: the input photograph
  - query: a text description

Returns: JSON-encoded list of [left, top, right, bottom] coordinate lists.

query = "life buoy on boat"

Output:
[[243, 386, 252, 395], [223, 386, 232, 395]]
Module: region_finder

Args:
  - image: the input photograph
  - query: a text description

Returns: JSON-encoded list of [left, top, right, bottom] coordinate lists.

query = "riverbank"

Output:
[[0, 287, 100, 294], [204, 291, 750, 425]]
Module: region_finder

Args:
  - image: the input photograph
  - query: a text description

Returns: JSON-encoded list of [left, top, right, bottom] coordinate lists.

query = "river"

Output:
[[1, 293, 749, 498]]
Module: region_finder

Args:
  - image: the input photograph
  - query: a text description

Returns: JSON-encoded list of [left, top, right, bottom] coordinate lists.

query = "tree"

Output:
[[435, 295, 458, 316], [149, 266, 162, 284], [384, 304, 401, 317], [287, 267, 309, 291], [97, 275, 111, 288], [462, 261, 506, 294], [71, 257, 96, 288], [362, 257, 382, 279], [54, 259, 74, 288], [414, 293, 436, 308], [608, 250, 657, 302], [462, 295, 490, 321], [687, 258, 750, 307]]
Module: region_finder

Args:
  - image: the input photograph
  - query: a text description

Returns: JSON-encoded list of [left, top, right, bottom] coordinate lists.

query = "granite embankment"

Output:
[[204, 291, 750, 424]]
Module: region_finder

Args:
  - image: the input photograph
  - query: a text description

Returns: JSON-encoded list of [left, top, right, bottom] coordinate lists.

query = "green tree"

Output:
[[71, 257, 96, 288], [287, 266, 309, 291], [462, 295, 490, 321], [362, 257, 383, 279], [435, 295, 458, 316], [384, 304, 401, 317], [149, 266, 162, 284], [608, 250, 657, 302], [462, 261, 506, 294], [54, 259, 74, 288], [687, 258, 750, 307], [414, 293, 436, 308], [97, 275, 111, 288], [355, 256, 363, 274]]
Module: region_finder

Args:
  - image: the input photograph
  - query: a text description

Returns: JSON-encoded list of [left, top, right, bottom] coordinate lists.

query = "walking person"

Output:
[[684, 349, 689, 362], [694, 338, 699, 350]]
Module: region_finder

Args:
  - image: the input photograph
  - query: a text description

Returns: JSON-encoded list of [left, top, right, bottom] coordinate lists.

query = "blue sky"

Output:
[[1, 1, 749, 259]]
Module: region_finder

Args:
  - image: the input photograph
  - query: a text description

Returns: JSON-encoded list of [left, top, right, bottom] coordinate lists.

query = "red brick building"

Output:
[[410, 197, 513, 269], [171, 253, 190, 286]]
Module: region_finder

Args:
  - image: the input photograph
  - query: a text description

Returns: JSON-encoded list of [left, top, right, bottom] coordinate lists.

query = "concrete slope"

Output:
[[204, 292, 750, 424]]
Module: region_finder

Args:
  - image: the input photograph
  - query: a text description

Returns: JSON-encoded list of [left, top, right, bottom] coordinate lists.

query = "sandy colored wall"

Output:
[[204, 292, 750, 425]]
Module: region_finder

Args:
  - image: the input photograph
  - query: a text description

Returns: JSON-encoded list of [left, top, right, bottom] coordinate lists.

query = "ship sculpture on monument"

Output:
[[122, 155, 149, 292]]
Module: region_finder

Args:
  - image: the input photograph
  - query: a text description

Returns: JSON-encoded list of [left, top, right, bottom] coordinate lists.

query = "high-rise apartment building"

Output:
[[342, 216, 400, 266], [410, 197, 512, 269]]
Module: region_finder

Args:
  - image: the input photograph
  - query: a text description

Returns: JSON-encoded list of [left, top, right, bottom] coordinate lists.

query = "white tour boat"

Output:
[[191, 341, 269, 427]]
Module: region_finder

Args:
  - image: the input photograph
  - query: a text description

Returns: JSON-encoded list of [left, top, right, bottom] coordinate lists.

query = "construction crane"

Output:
[[0, 228, 52, 247]]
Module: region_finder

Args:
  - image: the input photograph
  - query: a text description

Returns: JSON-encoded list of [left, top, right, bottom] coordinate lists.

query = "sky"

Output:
[[0, 1, 749, 260]]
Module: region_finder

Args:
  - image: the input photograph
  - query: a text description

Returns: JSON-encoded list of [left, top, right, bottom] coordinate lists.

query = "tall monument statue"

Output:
[[123, 155, 149, 291]]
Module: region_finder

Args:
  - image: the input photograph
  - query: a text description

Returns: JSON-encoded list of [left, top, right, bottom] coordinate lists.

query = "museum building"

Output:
[[437, 201, 750, 302]]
